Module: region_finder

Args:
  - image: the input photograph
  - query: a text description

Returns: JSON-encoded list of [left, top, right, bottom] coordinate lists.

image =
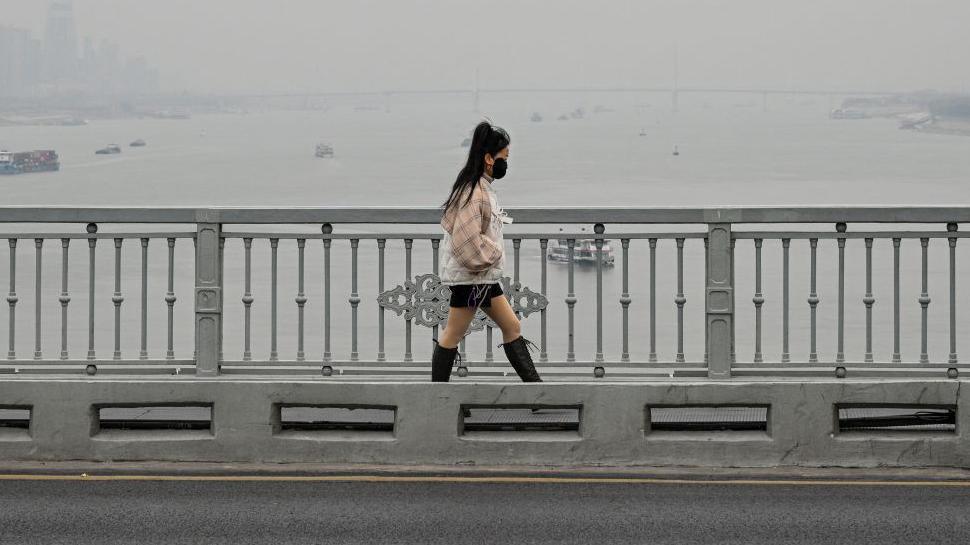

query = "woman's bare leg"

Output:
[[439, 306, 477, 348], [482, 295, 522, 344]]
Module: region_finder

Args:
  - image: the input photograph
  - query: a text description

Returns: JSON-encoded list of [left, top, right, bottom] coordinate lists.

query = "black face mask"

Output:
[[492, 158, 508, 179]]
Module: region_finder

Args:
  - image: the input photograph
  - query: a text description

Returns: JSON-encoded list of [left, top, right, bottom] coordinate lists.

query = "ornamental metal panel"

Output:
[[377, 274, 548, 332]]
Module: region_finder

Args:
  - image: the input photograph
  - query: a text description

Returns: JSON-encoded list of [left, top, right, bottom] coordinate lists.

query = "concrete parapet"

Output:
[[0, 378, 965, 468]]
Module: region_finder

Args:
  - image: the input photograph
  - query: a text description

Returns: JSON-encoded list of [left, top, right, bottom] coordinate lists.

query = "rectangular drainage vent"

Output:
[[837, 405, 956, 433], [97, 405, 212, 432], [0, 407, 30, 430], [461, 406, 581, 434], [278, 406, 396, 433], [649, 406, 769, 432]]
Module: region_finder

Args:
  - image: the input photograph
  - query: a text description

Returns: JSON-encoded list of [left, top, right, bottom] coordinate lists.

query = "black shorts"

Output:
[[449, 283, 504, 308]]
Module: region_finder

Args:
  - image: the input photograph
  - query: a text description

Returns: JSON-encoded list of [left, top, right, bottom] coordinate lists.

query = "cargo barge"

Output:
[[0, 150, 60, 175]]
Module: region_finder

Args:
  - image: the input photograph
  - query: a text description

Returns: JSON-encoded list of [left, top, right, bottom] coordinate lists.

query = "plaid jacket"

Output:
[[439, 178, 505, 285]]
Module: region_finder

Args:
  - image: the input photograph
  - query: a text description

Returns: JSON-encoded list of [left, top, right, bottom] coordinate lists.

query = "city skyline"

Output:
[[0, 0, 158, 97], [1, 0, 969, 96]]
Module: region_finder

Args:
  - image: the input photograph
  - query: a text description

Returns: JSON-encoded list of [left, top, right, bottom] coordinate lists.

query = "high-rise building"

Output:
[[43, 0, 79, 81], [0, 26, 42, 96]]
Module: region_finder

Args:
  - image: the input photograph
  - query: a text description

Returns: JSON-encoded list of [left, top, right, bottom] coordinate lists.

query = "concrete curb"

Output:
[[3, 461, 970, 482]]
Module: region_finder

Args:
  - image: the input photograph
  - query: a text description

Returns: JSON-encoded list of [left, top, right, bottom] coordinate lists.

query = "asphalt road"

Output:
[[2, 476, 970, 544]]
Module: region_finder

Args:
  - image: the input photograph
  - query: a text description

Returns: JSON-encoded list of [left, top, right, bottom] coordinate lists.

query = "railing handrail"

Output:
[[0, 205, 963, 379], [0, 205, 968, 224]]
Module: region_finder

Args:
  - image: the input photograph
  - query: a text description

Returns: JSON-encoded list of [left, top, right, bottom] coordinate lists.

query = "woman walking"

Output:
[[432, 121, 542, 383]]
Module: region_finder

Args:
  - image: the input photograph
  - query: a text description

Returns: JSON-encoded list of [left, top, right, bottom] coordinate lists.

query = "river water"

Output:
[[0, 91, 968, 367]]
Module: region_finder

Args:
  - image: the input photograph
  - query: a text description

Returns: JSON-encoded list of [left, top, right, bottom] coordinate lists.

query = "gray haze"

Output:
[[2, 0, 969, 94]]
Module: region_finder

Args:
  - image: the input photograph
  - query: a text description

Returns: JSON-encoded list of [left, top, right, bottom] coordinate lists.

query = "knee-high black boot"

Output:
[[501, 336, 542, 382], [431, 340, 459, 382]]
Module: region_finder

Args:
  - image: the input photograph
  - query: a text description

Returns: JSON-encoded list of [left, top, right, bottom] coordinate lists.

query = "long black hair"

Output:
[[442, 121, 510, 213]]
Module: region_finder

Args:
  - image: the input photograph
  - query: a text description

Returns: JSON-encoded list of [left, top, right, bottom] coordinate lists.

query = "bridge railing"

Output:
[[0, 206, 967, 379]]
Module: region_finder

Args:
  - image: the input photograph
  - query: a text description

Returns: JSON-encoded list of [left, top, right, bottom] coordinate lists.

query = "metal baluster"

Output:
[[269, 238, 279, 361], [139, 238, 148, 360], [322, 224, 332, 363], [703, 237, 709, 364], [919, 237, 930, 364], [566, 238, 576, 362], [863, 238, 874, 363], [620, 238, 631, 363], [7, 239, 16, 360], [948, 223, 958, 364], [649, 238, 657, 363], [165, 238, 176, 360], [87, 224, 97, 360], [112, 238, 124, 360], [218, 237, 225, 362], [350, 238, 360, 362], [675, 237, 686, 363], [892, 237, 901, 363], [242, 238, 253, 361], [781, 238, 790, 363], [808, 238, 819, 363], [33, 239, 42, 360], [59, 239, 70, 360], [753, 239, 764, 363], [192, 236, 197, 361], [486, 297, 494, 360], [594, 225, 605, 363], [377, 239, 386, 362], [513, 239, 521, 300], [730, 238, 736, 364], [296, 238, 307, 362], [403, 238, 412, 362], [539, 239, 548, 363], [836, 223, 846, 363], [431, 239, 440, 344]]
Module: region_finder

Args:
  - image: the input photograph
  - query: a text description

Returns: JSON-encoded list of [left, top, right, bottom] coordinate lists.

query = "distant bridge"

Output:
[[209, 86, 910, 113], [220, 86, 907, 99]]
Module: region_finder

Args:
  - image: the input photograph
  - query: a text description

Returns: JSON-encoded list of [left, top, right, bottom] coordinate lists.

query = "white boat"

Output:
[[547, 239, 615, 266], [829, 108, 868, 120]]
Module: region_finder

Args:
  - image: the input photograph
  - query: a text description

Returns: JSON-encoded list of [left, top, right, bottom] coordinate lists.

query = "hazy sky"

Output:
[[2, 0, 968, 94]]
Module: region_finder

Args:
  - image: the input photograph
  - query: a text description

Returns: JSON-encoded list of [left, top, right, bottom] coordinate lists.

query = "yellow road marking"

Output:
[[0, 474, 969, 486]]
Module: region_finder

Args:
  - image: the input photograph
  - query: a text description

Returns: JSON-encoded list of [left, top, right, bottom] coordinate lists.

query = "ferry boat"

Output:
[[829, 108, 868, 120], [96, 144, 122, 155], [898, 113, 932, 130], [315, 143, 335, 158], [153, 110, 191, 120], [1, 150, 60, 174], [547, 239, 616, 266]]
